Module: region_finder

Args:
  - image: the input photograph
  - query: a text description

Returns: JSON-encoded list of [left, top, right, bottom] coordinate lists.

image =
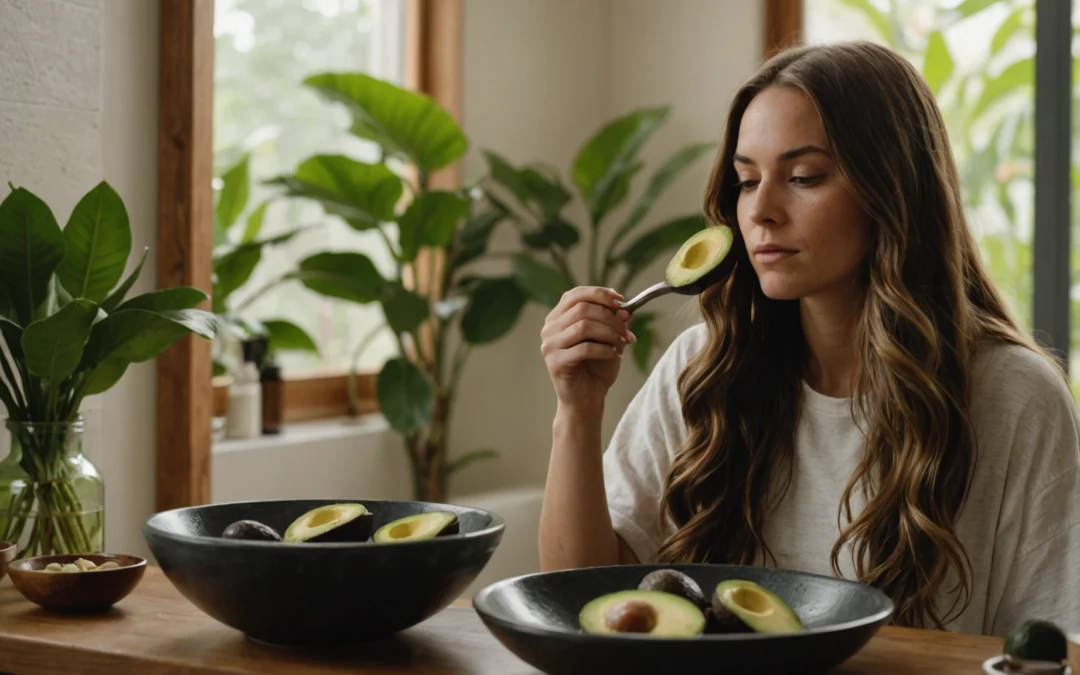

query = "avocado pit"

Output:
[[604, 600, 658, 633]]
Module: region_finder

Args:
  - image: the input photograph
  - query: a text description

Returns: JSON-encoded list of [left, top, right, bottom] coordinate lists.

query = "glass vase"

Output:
[[0, 417, 104, 558]]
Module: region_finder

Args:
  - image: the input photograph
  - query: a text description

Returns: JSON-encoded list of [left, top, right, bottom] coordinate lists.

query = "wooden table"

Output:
[[0, 565, 1049, 674]]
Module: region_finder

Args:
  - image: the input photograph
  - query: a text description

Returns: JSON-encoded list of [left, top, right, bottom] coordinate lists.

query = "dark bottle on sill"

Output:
[[261, 357, 284, 435]]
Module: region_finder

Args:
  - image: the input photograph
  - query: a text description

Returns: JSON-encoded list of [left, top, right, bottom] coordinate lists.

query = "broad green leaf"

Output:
[[522, 220, 580, 250], [262, 319, 318, 353], [101, 247, 148, 313], [0, 286, 11, 322], [512, 254, 573, 308], [0, 317, 23, 361], [461, 277, 527, 344], [212, 246, 261, 314], [448, 448, 498, 475], [836, 0, 890, 40], [591, 162, 643, 224], [628, 311, 658, 372], [619, 215, 708, 287], [483, 150, 531, 205], [56, 182, 132, 304], [218, 313, 266, 340], [305, 72, 468, 173], [241, 201, 269, 243], [970, 58, 1033, 121], [922, 31, 953, 95], [81, 308, 216, 369], [117, 287, 208, 313], [0, 187, 66, 324], [397, 191, 469, 262], [212, 360, 228, 378], [572, 107, 669, 223], [83, 358, 129, 396], [216, 154, 250, 233], [520, 167, 572, 219], [453, 207, 506, 268], [294, 251, 384, 304], [376, 357, 434, 435], [21, 299, 96, 380], [954, 0, 997, 19], [268, 155, 403, 228], [614, 143, 714, 244], [991, 7, 1030, 56], [380, 282, 429, 335]]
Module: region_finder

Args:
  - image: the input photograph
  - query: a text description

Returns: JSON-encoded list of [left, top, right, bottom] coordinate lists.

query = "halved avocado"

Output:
[[283, 503, 373, 543], [664, 225, 733, 294], [1003, 619, 1068, 670], [579, 589, 706, 638], [711, 579, 803, 634], [372, 511, 459, 543]]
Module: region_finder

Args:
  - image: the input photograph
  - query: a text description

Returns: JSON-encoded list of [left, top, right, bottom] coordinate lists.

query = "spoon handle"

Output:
[[618, 280, 675, 314]]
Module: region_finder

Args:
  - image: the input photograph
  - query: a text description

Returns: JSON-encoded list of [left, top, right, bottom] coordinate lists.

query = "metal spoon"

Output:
[[617, 280, 678, 314]]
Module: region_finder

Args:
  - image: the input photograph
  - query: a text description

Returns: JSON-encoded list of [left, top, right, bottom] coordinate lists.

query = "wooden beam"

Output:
[[156, 0, 215, 512], [763, 0, 803, 58]]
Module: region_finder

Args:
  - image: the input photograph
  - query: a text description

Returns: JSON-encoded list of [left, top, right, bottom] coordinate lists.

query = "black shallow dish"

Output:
[[473, 564, 894, 675], [143, 498, 504, 648]]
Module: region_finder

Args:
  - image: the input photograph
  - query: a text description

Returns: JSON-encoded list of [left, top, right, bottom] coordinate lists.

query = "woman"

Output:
[[537, 40, 1080, 638]]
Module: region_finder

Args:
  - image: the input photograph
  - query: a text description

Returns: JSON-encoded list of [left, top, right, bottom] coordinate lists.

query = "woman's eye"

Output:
[[790, 175, 822, 185], [736, 179, 759, 191]]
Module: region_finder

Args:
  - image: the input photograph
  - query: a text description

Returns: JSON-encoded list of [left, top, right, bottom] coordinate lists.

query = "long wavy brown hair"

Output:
[[654, 41, 1059, 629]]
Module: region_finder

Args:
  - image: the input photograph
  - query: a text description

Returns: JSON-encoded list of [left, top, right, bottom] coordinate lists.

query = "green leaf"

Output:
[[376, 357, 434, 435], [461, 277, 527, 344], [0, 186, 66, 324], [591, 161, 644, 226], [520, 167, 572, 219], [117, 287, 208, 313], [212, 246, 261, 314], [836, 0, 890, 40], [241, 201, 269, 243], [448, 448, 498, 475], [81, 308, 217, 369], [262, 319, 318, 353], [101, 247, 148, 313], [397, 191, 469, 262], [484, 150, 531, 205], [991, 7, 1030, 56], [572, 107, 669, 224], [216, 153, 250, 233], [922, 31, 954, 95], [619, 215, 709, 287], [970, 58, 1033, 121], [0, 317, 24, 361], [0, 286, 12, 323], [212, 360, 228, 378], [614, 143, 714, 244], [628, 311, 658, 372], [268, 154, 403, 229], [522, 220, 580, 250], [294, 251, 384, 304], [55, 181, 132, 304], [512, 254, 573, 307], [305, 72, 468, 173], [83, 358, 129, 396], [453, 207, 506, 268], [21, 298, 97, 380], [380, 281, 429, 335], [954, 0, 997, 19]]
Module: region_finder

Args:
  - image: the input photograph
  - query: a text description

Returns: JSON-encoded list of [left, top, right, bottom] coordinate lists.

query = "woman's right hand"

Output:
[[541, 286, 636, 412]]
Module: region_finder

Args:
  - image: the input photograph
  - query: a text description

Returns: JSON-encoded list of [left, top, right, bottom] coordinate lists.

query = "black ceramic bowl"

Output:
[[473, 564, 894, 675], [143, 498, 504, 648]]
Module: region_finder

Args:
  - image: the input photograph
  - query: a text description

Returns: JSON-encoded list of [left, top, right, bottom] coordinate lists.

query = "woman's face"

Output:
[[733, 86, 869, 302]]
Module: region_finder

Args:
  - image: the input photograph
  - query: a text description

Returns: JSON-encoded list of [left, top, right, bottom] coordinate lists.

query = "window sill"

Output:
[[211, 413, 390, 455]]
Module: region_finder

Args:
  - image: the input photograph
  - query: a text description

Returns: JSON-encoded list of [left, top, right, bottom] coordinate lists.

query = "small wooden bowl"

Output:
[[0, 541, 16, 582], [8, 553, 146, 613]]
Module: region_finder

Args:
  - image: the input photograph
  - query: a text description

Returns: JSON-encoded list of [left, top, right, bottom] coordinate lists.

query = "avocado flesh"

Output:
[[579, 590, 706, 638], [664, 225, 733, 294], [1004, 619, 1068, 666], [372, 511, 459, 543], [711, 580, 803, 634], [283, 503, 373, 543]]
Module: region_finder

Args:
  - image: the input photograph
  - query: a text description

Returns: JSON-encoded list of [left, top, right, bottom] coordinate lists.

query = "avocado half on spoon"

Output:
[[618, 224, 734, 314]]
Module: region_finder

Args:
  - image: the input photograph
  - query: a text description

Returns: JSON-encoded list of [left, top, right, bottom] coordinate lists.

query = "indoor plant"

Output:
[[0, 181, 217, 558]]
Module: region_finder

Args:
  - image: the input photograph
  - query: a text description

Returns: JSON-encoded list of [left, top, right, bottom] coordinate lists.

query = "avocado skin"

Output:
[[284, 504, 374, 543], [710, 579, 803, 634], [638, 569, 708, 611], [222, 519, 282, 541], [1003, 619, 1068, 663]]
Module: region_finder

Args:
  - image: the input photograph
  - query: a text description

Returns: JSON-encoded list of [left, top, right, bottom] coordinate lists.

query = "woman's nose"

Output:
[[746, 179, 784, 227]]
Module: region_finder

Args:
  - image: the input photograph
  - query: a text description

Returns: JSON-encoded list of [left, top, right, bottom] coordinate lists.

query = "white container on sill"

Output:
[[226, 362, 262, 440]]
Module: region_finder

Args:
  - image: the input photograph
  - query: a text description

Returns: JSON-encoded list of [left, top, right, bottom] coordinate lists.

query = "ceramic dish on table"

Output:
[[8, 553, 146, 612], [472, 563, 895, 675], [143, 498, 504, 648]]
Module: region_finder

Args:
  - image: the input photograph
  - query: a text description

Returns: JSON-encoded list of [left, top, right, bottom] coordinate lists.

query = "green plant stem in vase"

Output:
[[0, 418, 103, 557], [0, 181, 216, 558]]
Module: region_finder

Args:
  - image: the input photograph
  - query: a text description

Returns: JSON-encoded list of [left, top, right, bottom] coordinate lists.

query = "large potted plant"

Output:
[[0, 181, 217, 558]]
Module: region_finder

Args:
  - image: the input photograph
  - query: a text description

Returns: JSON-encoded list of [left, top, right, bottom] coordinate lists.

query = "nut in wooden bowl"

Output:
[[8, 553, 146, 613]]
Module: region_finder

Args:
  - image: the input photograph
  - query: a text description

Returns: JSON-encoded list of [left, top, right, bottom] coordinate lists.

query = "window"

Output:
[[212, 0, 406, 376]]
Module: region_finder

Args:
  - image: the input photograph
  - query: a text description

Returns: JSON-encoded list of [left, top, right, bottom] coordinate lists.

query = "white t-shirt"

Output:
[[603, 322, 1080, 637]]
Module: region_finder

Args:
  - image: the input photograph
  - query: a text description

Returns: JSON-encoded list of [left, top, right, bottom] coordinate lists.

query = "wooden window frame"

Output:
[[157, 0, 464, 511], [763, 0, 803, 57]]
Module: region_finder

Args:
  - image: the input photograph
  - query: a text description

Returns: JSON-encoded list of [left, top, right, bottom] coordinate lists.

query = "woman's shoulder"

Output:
[[969, 340, 1071, 408]]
